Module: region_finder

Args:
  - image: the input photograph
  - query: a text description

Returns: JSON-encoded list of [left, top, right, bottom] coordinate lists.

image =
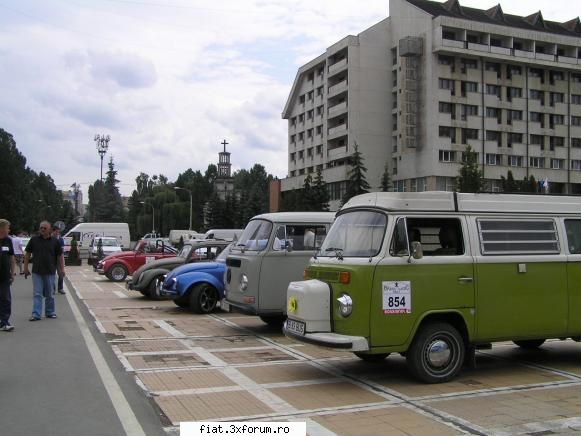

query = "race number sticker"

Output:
[[145, 256, 155, 264], [382, 281, 411, 314]]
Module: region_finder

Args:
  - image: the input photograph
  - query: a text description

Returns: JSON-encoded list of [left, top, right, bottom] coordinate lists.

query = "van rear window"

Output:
[[477, 219, 560, 255]]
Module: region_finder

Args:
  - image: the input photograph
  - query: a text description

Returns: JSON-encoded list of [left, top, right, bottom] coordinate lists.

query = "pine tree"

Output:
[[343, 143, 371, 204], [520, 175, 538, 193], [456, 145, 483, 193], [500, 170, 518, 193], [301, 173, 314, 210], [103, 157, 125, 222], [312, 167, 330, 211], [380, 164, 392, 192]]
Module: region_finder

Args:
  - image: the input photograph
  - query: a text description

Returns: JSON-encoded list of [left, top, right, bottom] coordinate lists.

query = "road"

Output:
[[0, 274, 165, 436]]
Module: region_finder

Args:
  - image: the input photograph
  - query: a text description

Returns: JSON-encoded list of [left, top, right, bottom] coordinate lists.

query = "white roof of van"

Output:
[[252, 212, 335, 223], [342, 192, 581, 215]]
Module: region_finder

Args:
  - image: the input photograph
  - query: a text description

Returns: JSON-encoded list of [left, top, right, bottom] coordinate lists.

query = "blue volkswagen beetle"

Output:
[[160, 245, 230, 313]]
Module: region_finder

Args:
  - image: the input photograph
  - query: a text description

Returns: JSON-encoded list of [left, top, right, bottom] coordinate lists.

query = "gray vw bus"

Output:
[[223, 212, 334, 326]]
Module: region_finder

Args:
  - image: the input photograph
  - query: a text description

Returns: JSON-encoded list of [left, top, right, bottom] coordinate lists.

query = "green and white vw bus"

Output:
[[283, 191, 581, 383], [223, 212, 334, 326]]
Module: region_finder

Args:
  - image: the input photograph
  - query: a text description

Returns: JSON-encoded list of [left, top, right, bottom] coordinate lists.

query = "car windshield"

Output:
[[318, 210, 387, 257], [98, 239, 119, 247], [234, 219, 273, 252], [179, 245, 192, 259]]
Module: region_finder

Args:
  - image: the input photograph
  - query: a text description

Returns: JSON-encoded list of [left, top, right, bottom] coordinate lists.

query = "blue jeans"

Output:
[[32, 273, 56, 318], [0, 281, 11, 325]]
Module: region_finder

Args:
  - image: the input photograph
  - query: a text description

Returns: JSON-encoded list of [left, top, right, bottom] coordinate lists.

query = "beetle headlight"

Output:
[[239, 274, 248, 292], [337, 294, 353, 317]]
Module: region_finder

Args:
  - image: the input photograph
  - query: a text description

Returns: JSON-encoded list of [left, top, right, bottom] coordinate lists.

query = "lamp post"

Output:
[[140, 201, 155, 234], [174, 187, 193, 231], [94, 134, 110, 181]]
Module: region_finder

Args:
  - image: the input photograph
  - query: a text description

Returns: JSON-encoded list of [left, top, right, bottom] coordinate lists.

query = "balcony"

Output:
[[328, 80, 348, 96], [467, 42, 489, 52], [328, 101, 347, 117], [327, 145, 348, 160], [442, 38, 465, 49], [490, 45, 511, 56], [328, 58, 347, 75], [328, 123, 348, 137]]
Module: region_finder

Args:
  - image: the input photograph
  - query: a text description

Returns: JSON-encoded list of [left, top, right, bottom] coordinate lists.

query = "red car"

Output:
[[95, 240, 177, 282]]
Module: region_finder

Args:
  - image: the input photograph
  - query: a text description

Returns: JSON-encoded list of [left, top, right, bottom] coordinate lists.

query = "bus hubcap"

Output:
[[427, 340, 451, 368]]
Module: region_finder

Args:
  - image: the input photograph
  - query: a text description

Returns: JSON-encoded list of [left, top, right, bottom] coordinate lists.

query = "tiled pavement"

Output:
[[69, 266, 581, 435]]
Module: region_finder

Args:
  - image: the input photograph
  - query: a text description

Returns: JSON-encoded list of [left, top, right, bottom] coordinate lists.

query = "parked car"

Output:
[[88, 237, 123, 266], [65, 222, 130, 254], [95, 240, 177, 282], [159, 247, 230, 313], [126, 239, 231, 298]]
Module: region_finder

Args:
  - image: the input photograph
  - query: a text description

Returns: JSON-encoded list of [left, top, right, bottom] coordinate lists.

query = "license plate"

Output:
[[221, 300, 230, 312], [286, 319, 305, 336]]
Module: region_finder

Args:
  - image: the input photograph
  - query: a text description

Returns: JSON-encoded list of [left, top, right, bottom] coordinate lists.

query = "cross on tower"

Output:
[[221, 139, 229, 152]]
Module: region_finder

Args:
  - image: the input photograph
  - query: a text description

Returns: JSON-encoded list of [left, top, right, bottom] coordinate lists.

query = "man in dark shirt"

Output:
[[52, 227, 66, 294], [23, 221, 65, 321], [0, 219, 16, 331]]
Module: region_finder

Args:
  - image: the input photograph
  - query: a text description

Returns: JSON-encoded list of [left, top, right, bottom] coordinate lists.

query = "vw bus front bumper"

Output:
[[283, 320, 369, 351]]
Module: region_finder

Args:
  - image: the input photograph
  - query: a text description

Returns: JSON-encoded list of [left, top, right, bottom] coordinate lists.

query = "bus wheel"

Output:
[[513, 339, 545, 349], [259, 315, 286, 328], [407, 322, 465, 384], [354, 352, 390, 362]]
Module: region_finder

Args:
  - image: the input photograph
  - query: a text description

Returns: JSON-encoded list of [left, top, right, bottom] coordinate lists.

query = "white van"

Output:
[[204, 229, 243, 241], [169, 230, 205, 244], [223, 212, 334, 326], [65, 223, 130, 253]]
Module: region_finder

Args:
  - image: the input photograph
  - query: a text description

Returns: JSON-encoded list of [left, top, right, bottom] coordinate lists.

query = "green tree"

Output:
[[343, 143, 370, 204], [103, 157, 125, 222], [456, 145, 483, 193], [312, 168, 330, 211], [300, 173, 314, 210], [500, 170, 519, 193], [520, 175, 538, 193], [380, 164, 392, 192]]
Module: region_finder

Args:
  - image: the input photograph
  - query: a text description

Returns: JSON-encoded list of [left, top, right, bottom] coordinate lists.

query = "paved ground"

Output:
[[0, 274, 165, 436], [63, 266, 581, 434]]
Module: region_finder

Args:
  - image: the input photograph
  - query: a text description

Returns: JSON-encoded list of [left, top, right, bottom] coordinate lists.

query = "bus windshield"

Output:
[[318, 210, 387, 258], [234, 220, 273, 252]]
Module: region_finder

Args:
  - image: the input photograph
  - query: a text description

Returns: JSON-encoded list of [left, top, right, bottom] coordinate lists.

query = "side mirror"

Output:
[[410, 241, 423, 261]]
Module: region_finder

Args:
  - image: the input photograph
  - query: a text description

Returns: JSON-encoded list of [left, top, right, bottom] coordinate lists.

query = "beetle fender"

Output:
[[176, 272, 224, 298]]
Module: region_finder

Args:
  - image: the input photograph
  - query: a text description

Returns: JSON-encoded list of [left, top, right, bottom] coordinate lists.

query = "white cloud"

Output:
[[0, 0, 575, 198]]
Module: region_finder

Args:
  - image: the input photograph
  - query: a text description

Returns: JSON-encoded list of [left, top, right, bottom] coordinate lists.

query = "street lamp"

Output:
[[140, 201, 155, 234], [94, 134, 110, 181], [174, 187, 193, 231]]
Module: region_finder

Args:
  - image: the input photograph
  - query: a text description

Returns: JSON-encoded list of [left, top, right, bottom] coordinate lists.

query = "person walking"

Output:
[[11, 232, 24, 274], [23, 221, 65, 321], [0, 219, 16, 331], [52, 226, 66, 294]]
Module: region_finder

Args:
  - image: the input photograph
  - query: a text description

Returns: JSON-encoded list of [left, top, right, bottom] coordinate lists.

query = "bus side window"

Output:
[[390, 218, 409, 256], [406, 218, 464, 256], [565, 220, 581, 254]]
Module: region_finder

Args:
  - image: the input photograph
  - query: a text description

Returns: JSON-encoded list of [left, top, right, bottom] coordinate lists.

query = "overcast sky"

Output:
[[0, 0, 576, 197]]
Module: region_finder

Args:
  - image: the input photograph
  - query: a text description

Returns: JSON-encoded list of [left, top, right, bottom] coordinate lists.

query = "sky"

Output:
[[0, 0, 577, 198]]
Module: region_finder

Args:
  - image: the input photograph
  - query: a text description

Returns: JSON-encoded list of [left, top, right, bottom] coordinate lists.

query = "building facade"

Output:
[[281, 0, 581, 210]]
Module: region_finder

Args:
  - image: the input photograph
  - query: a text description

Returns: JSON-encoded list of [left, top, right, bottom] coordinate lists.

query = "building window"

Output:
[[290, 171, 296, 177], [307, 129, 313, 139], [486, 153, 501, 166], [530, 89, 544, 103], [436, 177, 456, 192], [549, 115, 564, 128], [439, 102, 454, 114], [392, 158, 398, 175], [461, 81, 478, 96], [299, 95, 305, 105], [507, 87, 522, 101], [508, 133, 523, 146], [307, 110, 314, 120], [529, 157, 545, 168], [550, 71, 565, 83], [307, 91, 314, 101], [308, 166, 314, 173], [290, 152, 296, 162], [551, 159, 565, 169], [507, 110, 523, 123], [316, 125, 323, 135], [290, 134, 296, 144], [298, 150, 304, 159], [299, 169, 305, 175], [438, 55, 454, 66], [530, 112, 544, 125], [298, 114, 305, 123], [573, 74, 581, 83], [572, 116, 581, 126], [461, 104, 478, 119], [439, 78, 455, 92], [508, 65, 522, 76], [572, 138, 581, 148], [485, 61, 501, 75], [439, 150, 456, 162], [461, 151, 479, 162], [573, 95, 581, 105], [298, 132, 304, 142], [392, 47, 398, 65], [486, 130, 501, 146], [307, 147, 313, 157], [316, 86, 324, 96], [508, 155, 523, 167], [550, 92, 565, 105], [327, 181, 347, 201], [393, 180, 406, 192], [316, 145, 323, 155], [486, 84, 501, 98], [461, 128, 478, 144], [530, 134, 544, 149], [291, 117, 297, 126], [486, 107, 500, 119], [550, 136, 565, 150], [529, 68, 545, 79], [572, 160, 581, 171], [439, 126, 454, 139], [316, 106, 324, 116], [461, 58, 478, 71]]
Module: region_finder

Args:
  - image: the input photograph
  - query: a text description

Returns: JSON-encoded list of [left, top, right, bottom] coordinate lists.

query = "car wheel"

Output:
[[259, 315, 286, 328], [354, 352, 390, 362], [513, 339, 545, 349], [189, 283, 218, 314], [407, 322, 465, 384], [174, 295, 189, 308], [108, 264, 128, 282], [147, 277, 163, 300]]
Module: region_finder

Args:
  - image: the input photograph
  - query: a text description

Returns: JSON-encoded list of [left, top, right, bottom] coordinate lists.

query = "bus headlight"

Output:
[[337, 294, 353, 317], [239, 274, 248, 292]]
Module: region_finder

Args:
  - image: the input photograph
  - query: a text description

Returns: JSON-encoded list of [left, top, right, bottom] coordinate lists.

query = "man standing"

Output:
[[0, 219, 16, 331], [23, 221, 65, 321], [52, 226, 66, 294], [11, 232, 24, 274]]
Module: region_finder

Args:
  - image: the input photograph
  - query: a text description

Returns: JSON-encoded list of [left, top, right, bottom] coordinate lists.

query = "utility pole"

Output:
[[94, 134, 110, 181]]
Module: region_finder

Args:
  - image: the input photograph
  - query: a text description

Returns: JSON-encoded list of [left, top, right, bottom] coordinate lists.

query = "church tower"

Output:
[[215, 139, 235, 200]]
